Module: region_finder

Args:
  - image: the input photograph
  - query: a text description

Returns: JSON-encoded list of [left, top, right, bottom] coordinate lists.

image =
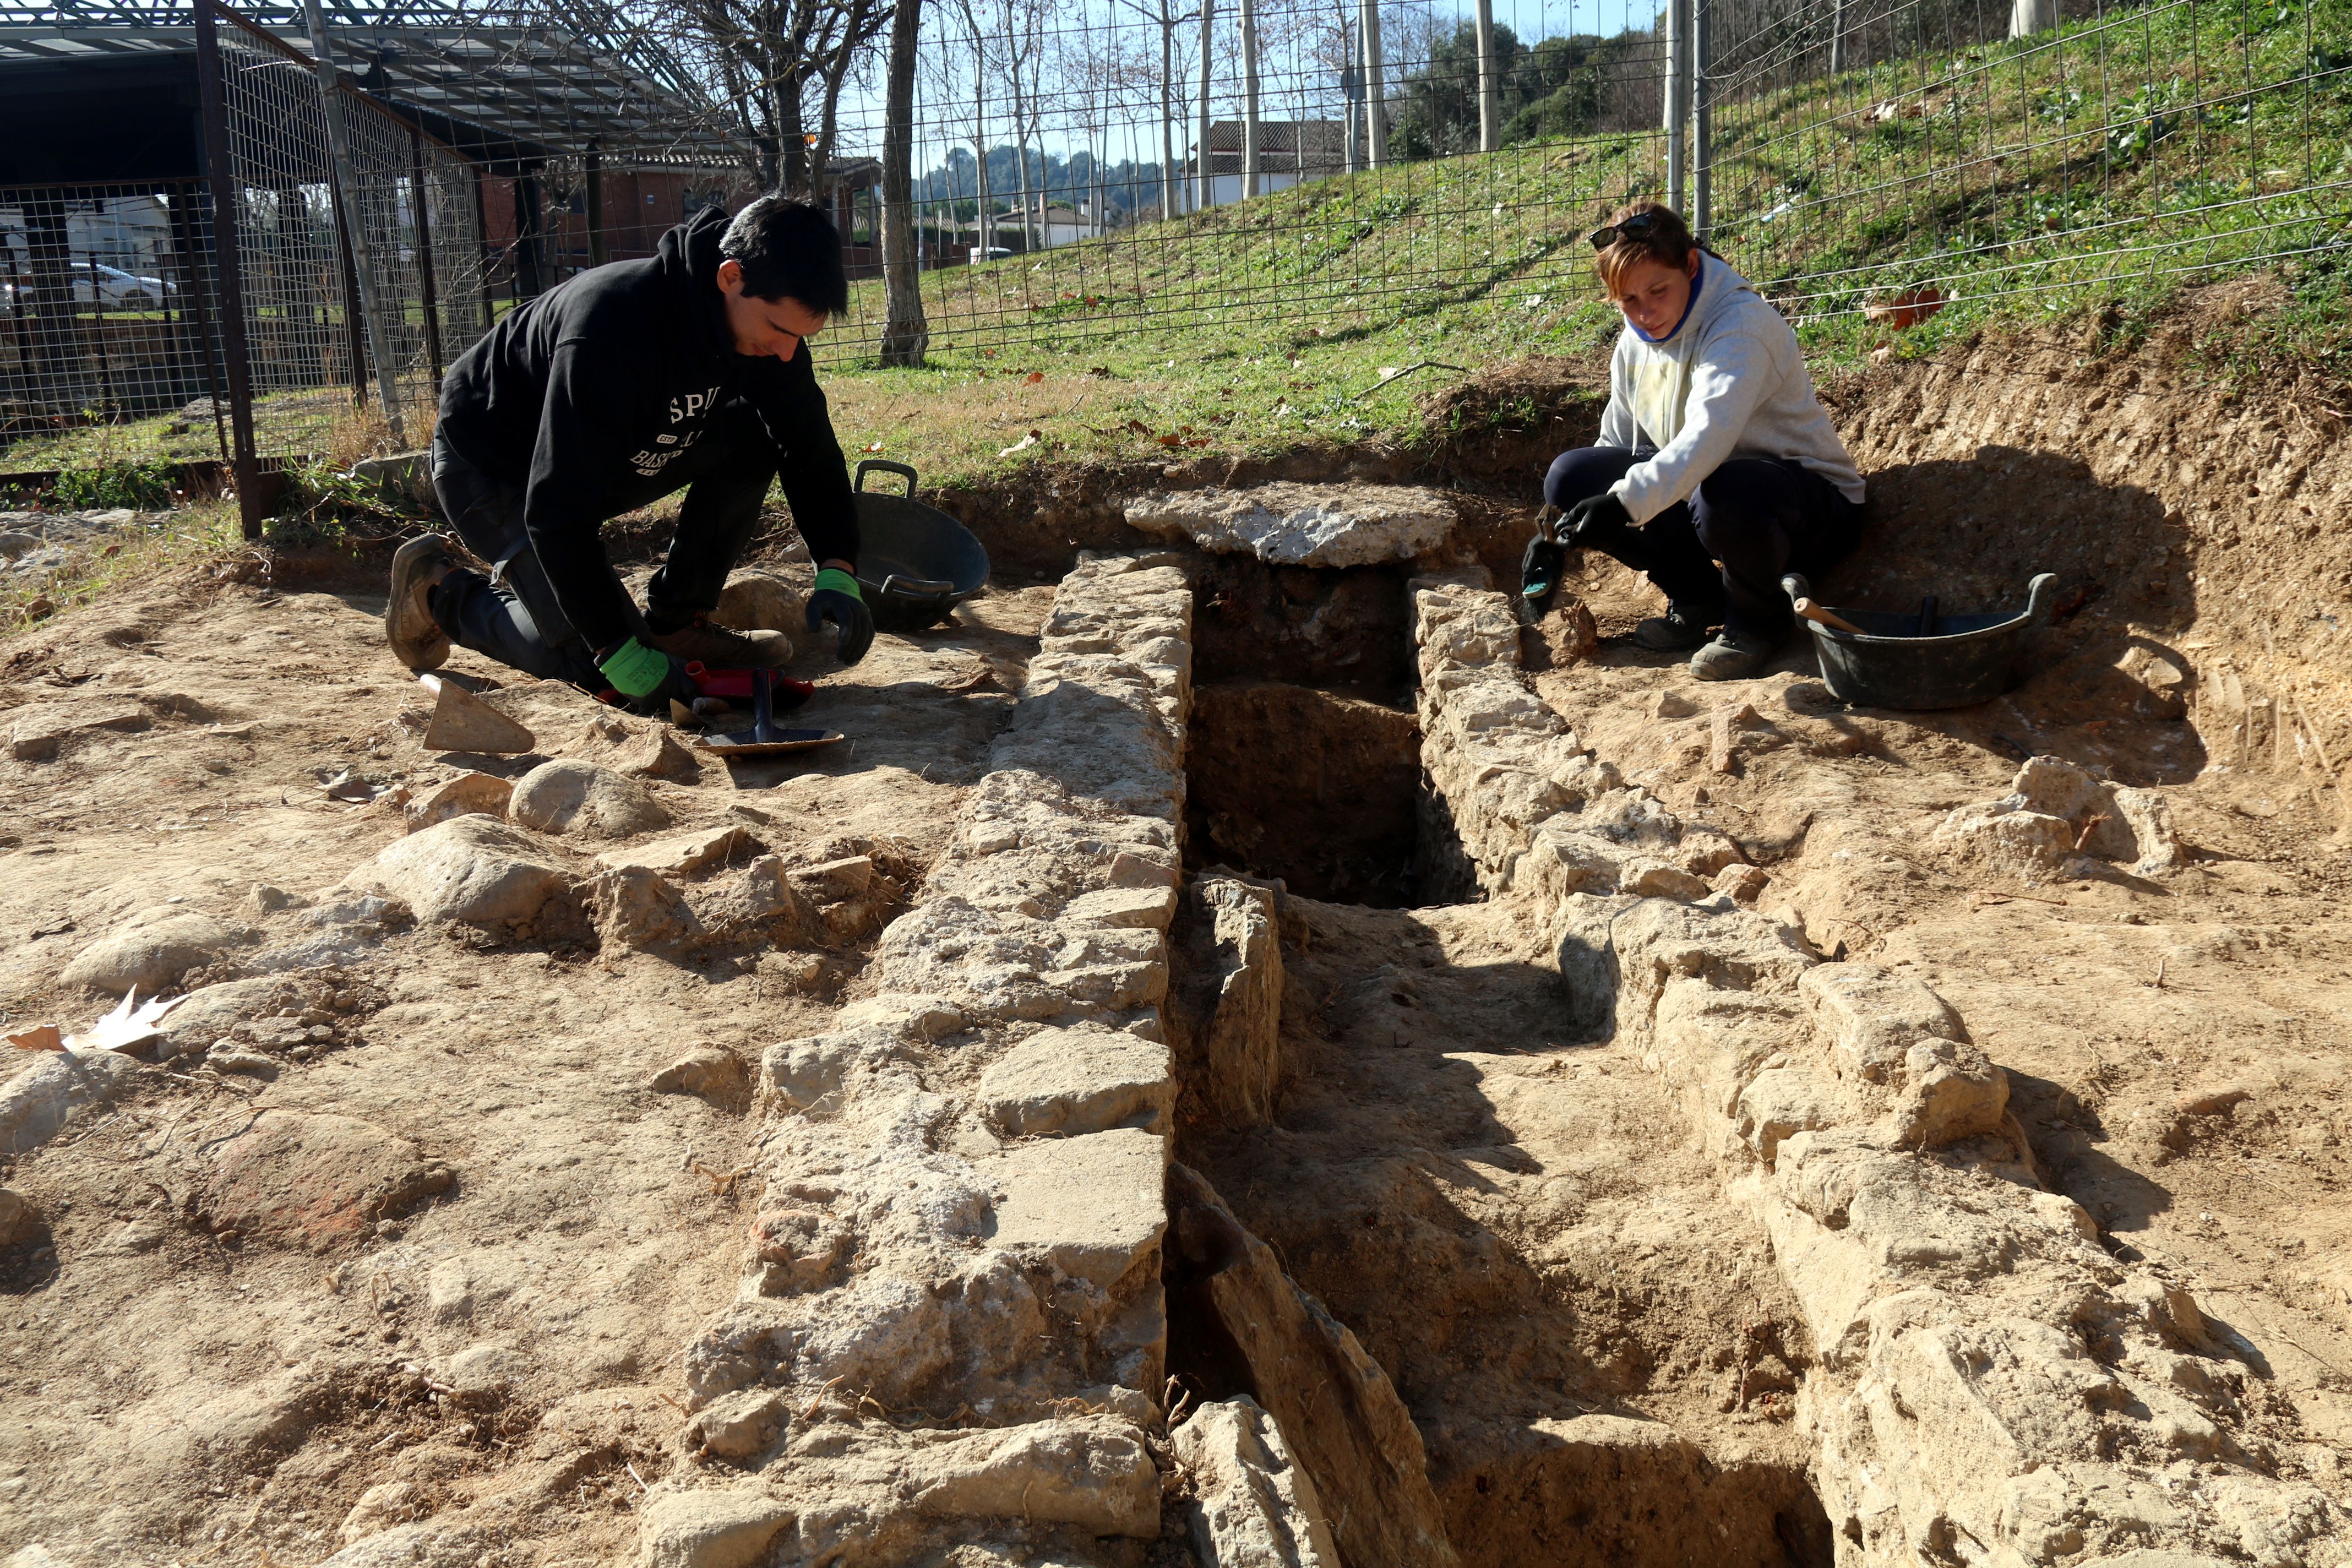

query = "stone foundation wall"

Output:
[[1409, 580, 2342, 1568], [639, 552, 1200, 1566]]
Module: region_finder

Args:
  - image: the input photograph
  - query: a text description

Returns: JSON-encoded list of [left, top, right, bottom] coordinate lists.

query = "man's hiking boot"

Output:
[[385, 533, 456, 672], [643, 612, 792, 670]]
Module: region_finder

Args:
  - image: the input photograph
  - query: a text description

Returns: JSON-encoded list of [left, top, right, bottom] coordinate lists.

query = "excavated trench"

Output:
[[1184, 556, 1431, 907], [1167, 553, 1837, 1567]]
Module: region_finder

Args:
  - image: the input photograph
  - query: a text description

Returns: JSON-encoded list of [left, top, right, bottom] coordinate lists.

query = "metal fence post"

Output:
[[469, 162, 496, 334], [330, 174, 370, 405], [301, 0, 404, 443], [584, 142, 608, 268], [1360, 0, 1386, 169], [1195, 0, 1215, 214], [411, 130, 445, 389], [192, 0, 264, 541], [1693, 0, 1712, 238], [1665, 0, 1688, 214], [165, 187, 232, 469], [1240, 0, 1261, 198]]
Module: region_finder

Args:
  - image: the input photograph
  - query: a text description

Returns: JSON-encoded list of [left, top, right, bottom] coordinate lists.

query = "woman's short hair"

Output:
[[720, 194, 850, 315], [1593, 200, 1702, 299]]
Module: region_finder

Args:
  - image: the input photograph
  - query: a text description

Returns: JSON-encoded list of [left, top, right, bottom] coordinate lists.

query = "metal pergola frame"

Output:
[[0, 1, 750, 169]]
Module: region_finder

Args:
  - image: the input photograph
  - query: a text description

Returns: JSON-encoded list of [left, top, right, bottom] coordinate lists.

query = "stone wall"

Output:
[[1408, 579, 2343, 1567], [640, 551, 1200, 1566]]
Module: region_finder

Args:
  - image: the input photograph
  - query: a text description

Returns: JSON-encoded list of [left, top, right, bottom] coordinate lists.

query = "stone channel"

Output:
[[634, 486, 2337, 1567]]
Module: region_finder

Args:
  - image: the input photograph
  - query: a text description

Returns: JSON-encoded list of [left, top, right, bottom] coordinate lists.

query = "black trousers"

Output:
[[1543, 445, 1861, 639], [427, 399, 780, 688]]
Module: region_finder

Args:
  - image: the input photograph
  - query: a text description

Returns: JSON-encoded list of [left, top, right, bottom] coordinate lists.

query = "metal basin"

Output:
[[851, 460, 990, 632], [1782, 572, 2057, 710]]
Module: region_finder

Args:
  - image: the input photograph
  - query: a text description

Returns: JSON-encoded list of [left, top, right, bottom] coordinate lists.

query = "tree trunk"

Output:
[[778, 65, 809, 194], [880, 0, 928, 364]]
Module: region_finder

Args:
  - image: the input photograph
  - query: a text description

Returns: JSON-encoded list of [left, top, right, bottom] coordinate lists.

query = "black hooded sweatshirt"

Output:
[[435, 206, 857, 654]]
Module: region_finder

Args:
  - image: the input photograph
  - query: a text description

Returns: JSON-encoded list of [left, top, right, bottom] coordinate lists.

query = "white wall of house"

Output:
[[1174, 168, 1323, 216]]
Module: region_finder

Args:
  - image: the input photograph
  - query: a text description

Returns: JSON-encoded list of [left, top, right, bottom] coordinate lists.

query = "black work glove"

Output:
[[807, 568, 875, 667], [1521, 531, 1566, 605], [1560, 491, 1631, 544]]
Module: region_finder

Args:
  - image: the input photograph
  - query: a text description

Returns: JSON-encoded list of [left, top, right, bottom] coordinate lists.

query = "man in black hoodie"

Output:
[[383, 194, 874, 710]]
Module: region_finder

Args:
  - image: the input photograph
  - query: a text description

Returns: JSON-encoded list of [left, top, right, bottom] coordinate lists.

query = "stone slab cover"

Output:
[[1124, 483, 1456, 568]]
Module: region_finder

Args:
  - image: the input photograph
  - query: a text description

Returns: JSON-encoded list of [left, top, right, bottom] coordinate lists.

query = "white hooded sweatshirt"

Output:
[[1599, 253, 1864, 524]]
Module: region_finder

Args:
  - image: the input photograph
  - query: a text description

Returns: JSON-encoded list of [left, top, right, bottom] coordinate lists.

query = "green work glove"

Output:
[[806, 567, 875, 666], [598, 636, 671, 698], [597, 638, 698, 716]]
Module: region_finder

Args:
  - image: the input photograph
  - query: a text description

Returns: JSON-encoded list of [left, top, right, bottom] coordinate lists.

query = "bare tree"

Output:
[[997, 0, 1048, 251], [1114, 0, 1200, 220], [880, 0, 927, 364], [653, 0, 890, 201], [946, 0, 995, 251]]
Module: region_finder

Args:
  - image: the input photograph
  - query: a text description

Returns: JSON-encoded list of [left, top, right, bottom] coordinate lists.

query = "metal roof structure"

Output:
[[0, 0, 750, 168]]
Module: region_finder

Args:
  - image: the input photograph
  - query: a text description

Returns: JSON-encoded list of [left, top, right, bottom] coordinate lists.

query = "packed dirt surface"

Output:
[[0, 542, 1055, 1562]]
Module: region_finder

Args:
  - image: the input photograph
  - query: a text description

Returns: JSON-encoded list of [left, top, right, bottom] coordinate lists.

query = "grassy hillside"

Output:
[[4, 1, 2344, 499], [813, 0, 2349, 486]]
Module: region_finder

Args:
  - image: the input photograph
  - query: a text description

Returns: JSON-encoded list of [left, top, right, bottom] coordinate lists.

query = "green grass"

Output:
[[8, 1, 2343, 502], [810, 0, 2349, 487]]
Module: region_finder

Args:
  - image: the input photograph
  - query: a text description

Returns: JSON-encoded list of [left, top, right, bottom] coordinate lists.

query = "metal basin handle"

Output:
[[856, 459, 920, 497], [879, 571, 957, 602]]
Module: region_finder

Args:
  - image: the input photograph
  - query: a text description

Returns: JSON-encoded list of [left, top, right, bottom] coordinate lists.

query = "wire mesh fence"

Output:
[[0, 0, 755, 495], [763, 0, 2348, 360], [3, 0, 2341, 485], [1707, 0, 2352, 322], [813, 0, 1683, 356], [206, 0, 491, 458], [0, 179, 232, 466]]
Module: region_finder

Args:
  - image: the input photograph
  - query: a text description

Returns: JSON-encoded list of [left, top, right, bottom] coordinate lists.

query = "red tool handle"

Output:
[[685, 662, 814, 705]]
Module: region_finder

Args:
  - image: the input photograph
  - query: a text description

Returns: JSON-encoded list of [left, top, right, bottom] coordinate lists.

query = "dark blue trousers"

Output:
[[1542, 446, 1861, 639]]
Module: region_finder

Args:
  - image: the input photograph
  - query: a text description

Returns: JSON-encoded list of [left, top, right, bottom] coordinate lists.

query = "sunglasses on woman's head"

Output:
[[1588, 211, 1664, 249]]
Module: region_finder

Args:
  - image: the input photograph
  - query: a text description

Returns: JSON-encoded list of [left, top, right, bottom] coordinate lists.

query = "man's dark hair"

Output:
[[720, 194, 848, 315]]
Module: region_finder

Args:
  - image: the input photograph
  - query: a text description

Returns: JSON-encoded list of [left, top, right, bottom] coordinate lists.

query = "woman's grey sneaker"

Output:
[[1690, 628, 1776, 682], [385, 533, 456, 672], [1631, 609, 1712, 651]]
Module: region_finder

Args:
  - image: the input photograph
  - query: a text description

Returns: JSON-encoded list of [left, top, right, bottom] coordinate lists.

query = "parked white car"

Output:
[[0, 262, 175, 308]]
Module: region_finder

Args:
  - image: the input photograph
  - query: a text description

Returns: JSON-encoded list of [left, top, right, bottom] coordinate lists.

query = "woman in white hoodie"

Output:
[[1521, 202, 1866, 681]]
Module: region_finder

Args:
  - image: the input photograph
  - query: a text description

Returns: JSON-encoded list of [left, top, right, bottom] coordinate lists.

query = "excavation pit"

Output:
[[1164, 546, 1836, 1567], [1184, 680, 1424, 906], [1183, 559, 1464, 907]]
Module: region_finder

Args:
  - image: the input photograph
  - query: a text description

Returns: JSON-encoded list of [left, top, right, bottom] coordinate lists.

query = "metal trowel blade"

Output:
[[692, 726, 843, 757]]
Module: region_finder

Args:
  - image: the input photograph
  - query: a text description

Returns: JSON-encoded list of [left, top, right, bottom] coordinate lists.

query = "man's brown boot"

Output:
[[385, 533, 456, 672], [643, 612, 791, 669]]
